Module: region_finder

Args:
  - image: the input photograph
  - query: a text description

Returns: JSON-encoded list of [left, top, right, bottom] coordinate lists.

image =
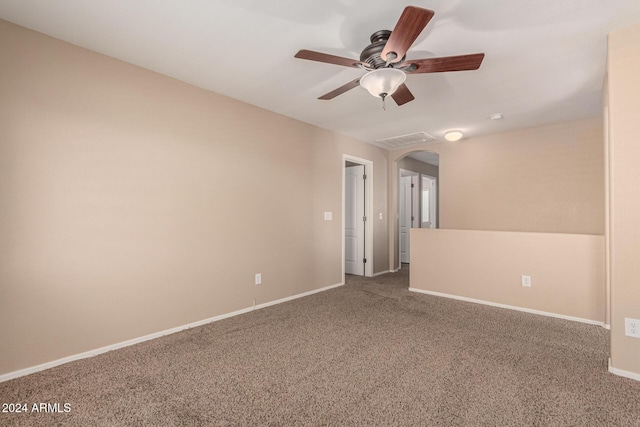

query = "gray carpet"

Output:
[[2, 267, 640, 426]]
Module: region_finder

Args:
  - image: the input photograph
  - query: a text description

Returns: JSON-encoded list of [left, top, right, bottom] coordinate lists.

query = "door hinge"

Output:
[[363, 216, 367, 222], [363, 174, 367, 180], [411, 183, 414, 188], [363, 258, 367, 264], [411, 216, 414, 221]]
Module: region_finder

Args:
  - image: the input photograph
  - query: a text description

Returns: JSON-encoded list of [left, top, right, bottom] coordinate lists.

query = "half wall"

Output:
[[409, 229, 605, 323]]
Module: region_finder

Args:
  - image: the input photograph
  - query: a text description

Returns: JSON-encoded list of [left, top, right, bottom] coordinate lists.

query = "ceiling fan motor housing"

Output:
[[360, 30, 405, 69]]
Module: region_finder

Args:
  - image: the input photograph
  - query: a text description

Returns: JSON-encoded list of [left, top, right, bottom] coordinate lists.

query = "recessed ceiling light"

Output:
[[444, 130, 463, 142], [490, 113, 504, 120]]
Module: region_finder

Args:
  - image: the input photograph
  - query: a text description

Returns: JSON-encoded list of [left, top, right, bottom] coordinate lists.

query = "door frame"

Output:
[[390, 150, 440, 272], [342, 154, 373, 278], [399, 169, 419, 266]]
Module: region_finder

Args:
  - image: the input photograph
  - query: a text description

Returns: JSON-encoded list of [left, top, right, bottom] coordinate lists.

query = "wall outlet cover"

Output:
[[255, 273, 262, 285], [521, 275, 531, 287], [625, 318, 640, 338]]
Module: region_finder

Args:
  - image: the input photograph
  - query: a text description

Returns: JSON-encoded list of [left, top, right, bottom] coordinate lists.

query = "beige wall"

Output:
[[607, 22, 640, 376], [388, 117, 605, 270], [438, 117, 604, 234], [410, 229, 605, 323], [0, 20, 388, 376]]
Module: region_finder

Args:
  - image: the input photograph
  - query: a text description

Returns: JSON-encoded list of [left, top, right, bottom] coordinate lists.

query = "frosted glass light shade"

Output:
[[359, 68, 406, 98], [444, 130, 463, 141]]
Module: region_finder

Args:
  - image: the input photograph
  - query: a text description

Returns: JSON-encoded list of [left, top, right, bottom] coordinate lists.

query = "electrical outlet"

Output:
[[521, 275, 531, 287], [625, 318, 640, 338], [255, 273, 262, 285]]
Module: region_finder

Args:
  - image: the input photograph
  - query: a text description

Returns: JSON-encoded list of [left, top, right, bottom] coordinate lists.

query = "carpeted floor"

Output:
[[2, 267, 640, 426]]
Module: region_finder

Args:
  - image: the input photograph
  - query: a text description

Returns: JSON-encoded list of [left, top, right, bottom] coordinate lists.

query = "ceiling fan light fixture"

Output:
[[359, 68, 406, 99], [444, 130, 463, 141]]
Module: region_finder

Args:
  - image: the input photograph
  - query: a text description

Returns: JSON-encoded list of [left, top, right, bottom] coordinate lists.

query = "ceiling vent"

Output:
[[375, 132, 436, 149]]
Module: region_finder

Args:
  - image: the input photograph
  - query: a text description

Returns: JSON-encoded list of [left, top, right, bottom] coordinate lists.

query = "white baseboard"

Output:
[[609, 358, 640, 382], [372, 270, 392, 277], [0, 281, 344, 383], [408, 288, 605, 327], [253, 281, 344, 310]]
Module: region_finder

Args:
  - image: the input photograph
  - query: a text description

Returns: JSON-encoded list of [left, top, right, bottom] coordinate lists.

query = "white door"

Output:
[[345, 165, 365, 275], [400, 176, 412, 263], [421, 175, 437, 229]]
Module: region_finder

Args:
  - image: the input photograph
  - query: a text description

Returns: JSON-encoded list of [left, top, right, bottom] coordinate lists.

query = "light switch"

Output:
[[324, 211, 332, 221]]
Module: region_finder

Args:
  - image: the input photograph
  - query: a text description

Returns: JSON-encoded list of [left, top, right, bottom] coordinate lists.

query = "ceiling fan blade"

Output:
[[391, 84, 415, 106], [318, 78, 362, 100], [406, 53, 485, 74], [295, 49, 362, 68], [381, 6, 434, 64]]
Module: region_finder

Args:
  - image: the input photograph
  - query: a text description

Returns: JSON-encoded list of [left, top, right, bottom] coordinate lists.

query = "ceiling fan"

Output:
[[294, 6, 485, 108]]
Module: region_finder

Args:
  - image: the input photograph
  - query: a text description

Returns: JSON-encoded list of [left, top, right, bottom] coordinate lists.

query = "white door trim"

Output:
[[398, 169, 419, 267], [343, 154, 374, 278], [345, 164, 365, 275], [399, 175, 412, 264]]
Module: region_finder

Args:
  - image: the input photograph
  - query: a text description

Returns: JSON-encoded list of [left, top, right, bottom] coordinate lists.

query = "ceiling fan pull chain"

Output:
[[382, 94, 386, 110]]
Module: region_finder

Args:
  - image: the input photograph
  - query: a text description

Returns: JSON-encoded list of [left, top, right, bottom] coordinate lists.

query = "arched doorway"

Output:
[[390, 149, 440, 271]]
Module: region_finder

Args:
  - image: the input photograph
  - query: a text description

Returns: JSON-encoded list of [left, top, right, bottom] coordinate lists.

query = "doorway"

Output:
[[400, 170, 419, 263], [343, 155, 373, 278], [396, 151, 439, 268]]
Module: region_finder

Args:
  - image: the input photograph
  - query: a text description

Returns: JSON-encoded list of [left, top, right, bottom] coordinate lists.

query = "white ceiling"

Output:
[[2, 0, 640, 147]]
